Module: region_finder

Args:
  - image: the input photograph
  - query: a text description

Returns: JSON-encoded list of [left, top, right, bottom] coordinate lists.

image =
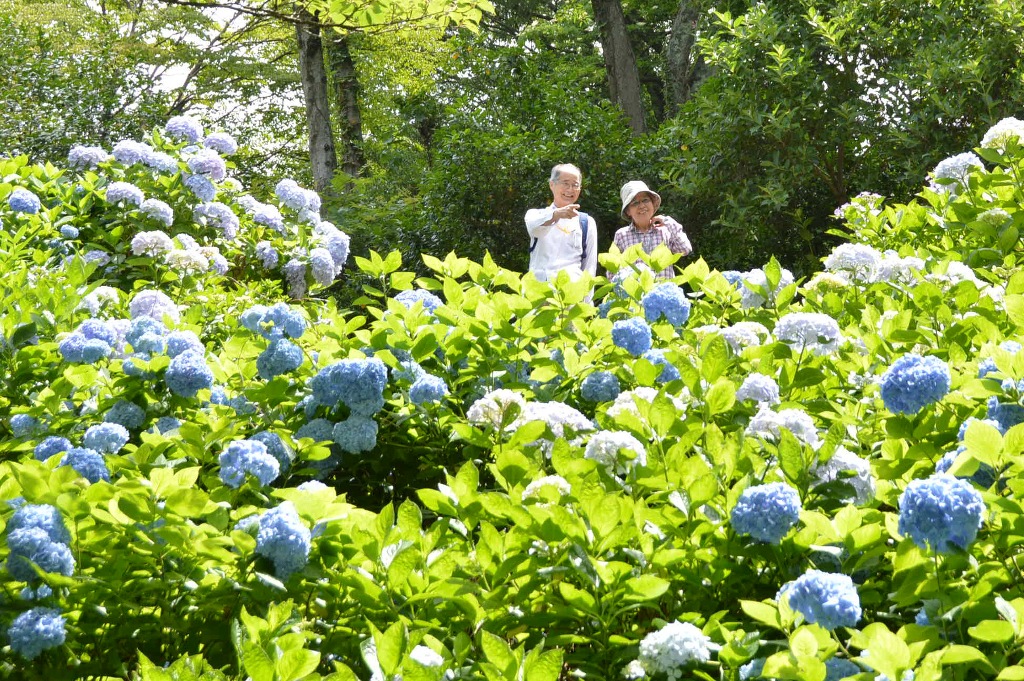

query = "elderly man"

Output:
[[524, 163, 598, 282], [613, 180, 692, 280]]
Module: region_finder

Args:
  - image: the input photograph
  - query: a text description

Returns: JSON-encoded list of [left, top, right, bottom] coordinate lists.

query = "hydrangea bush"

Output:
[[4, 117, 1024, 681]]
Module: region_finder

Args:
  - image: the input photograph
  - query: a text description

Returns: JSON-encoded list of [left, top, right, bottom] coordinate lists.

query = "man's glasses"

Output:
[[629, 196, 653, 208], [556, 180, 581, 190]]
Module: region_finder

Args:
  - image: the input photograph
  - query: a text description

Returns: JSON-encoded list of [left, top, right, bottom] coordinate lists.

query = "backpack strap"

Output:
[[579, 212, 589, 269]]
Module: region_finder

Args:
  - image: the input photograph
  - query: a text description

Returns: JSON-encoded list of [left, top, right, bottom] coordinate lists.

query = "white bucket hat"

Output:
[[620, 181, 662, 220]]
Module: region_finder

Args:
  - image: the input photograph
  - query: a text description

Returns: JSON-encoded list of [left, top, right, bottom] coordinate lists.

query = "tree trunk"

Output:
[[590, 0, 647, 136], [295, 9, 337, 198], [665, 0, 711, 115], [325, 32, 365, 183]]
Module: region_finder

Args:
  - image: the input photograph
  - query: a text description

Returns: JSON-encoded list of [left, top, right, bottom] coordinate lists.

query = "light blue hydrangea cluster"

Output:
[[254, 203, 286, 233], [186, 148, 227, 181], [251, 431, 292, 472], [62, 447, 110, 483], [165, 330, 204, 358], [297, 418, 335, 443], [257, 338, 305, 380], [34, 436, 71, 461], [824, 658, 861, 681], [129, 289, 180, 323], [255, 241, 278, 269], [8, 187, 41, 214], [7, 607, 66, 660], [308, 247, 336, 286], [395, 289, 444, 314], [275, 179, 321, 214], [104, 400, 146, 430], [112, 139, 153, 166], [240, 302, 307, 340], [642, 283, 691, 326], [60, 225, 79, 239], [131, 230, 174, 257], [219, 439, 280, 488], [779, 570, 861, 630], [333, 415, 378, 453], [165, 115, 204, 143], [140, 198, 174, 227], [612, 317, 652, 357], [68, 144, 110, 169], [82, 423, 129, 454], [641, 348, 680, 383], [410, 374, 448, 404], [203, 132, 238, 155], [731, 482, 801, 544], [581, 371, 621, 403], [935, 449, 996, 489], [193, 202, 239, 239], [313, 222, 350, 271], [10, 414, 43, 438], [184, 173, 216, 201], [255, 502, 311, 579], [898, 473, 985, 553], [986, 395, 1024, 433], [636, 620, 716, 675], [284, 259, 307, 298], [736, 373, 780, 405], [105, 181, 144, 207], [165, 350, 214, 397], [774, 312, 842, 355], [310, 357, 388, 416], [58, 318, 117, 364], [6, 504, 75, 584], [879, 354, 951, 415]]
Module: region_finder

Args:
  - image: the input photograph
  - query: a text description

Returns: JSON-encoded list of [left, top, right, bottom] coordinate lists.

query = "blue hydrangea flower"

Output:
[[410, 374, 448, 404], [219, 439, 280, 488], [184, 173, 216, 201], [58, 333, 111, 364], [255, 241, 278, 269], [731, 482, 801, 544], [34, 437, 72, 461], [165, 330, 204, 358], [68, 145, 109, 169], [154, 416, 182, 434], [62, 447, 111, 483], [642, 283, 691, 326], [898, 473, 985, 553], [986, 395, 1024, 432], [186, 148, 226, 181], [7, 607, 66, 660], [395, 289, 443, 314], [165, 350, 214, 397], [140, 198, 174, 227], [82, 423, 129, 454], [112, 139, 153, 165], [739, 658, 765, 680], [284, 259, 307, 298], [193, 202, 239, 239], [257, 338, 304, 379], [275, 178, 318, 212], [125, 317, 167, 351], [203, 132, 238, 155], [104, 400, 146, 430], [779, 570, 861, 630], [308, 247, 336, 286], [296, 418, 334, 444], [165, 115, 204, 143], [241, 302, 306, 340], [8, 504, 71, 545], [314, 223, 350, 268], [6, 527, 76, 581], [144, 150, 179, 173], [8, 188, 41, 214], [581, 371, 621, 403], [77, 318, 116, 345], [310, 357, 388, 416], [736, 373, 780, 405], [105, 181, 144, 207], [612, 317, 653, 357], [253, 203, 285, 232], [333, 416, 378, 453], [60, 225, 79, 239], [641, 348, 679, 383], [10, 414, 43, 438], [255, 502, 311, 579], [252, 431, 292, 472], [935, 448, 997, 488], [824, 658, 861, 681], [880, 354, 951, 415]]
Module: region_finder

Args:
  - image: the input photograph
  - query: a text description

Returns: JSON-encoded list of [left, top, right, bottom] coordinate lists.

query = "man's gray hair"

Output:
[[550, 163, 582, 183]]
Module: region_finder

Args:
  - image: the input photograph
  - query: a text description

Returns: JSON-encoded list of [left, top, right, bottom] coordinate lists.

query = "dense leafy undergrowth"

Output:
[[5, 116, 1024, 681]]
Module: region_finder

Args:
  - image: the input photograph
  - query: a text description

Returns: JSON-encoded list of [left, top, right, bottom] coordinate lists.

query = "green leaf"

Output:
[[701, 334, 730, 382], [164, 488, 213, 517], [480, 631, 517, 677], [523, 648, 563, 681], [704, 378, 736, 415], [241, 642, 275, 681], [276, 648, 321, 681], [942, 644, 995, 670], [997, 666, 1024, 680], [374, 621, 407, 675], [741, 600, 783, 630], [622, 575, 670, 602], [968, 620, 1015, 643]]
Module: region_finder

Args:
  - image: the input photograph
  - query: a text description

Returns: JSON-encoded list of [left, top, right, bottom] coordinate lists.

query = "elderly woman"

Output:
[[612, 181, 692, 279]]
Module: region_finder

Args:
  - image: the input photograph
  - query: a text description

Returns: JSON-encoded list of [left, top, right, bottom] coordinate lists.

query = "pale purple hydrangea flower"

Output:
[[184, 174, 216, 201], [111, 140, 154, 166], [129, 289, 180, 323], [314, 222, 350, 268], [203, 132, 238, 155], [193, 202, 239, 239], [140, 199, 174, 227], [165, 115, 204, 143], [105, 181, 144, 207], [144, 150, 179, 173], [254, 203, 286, 233], [284, 259, 307, 298], [83, 250, 111, 267], [255, 241, 278, 269], [131, 231, 175, 257], [186, 148, 227, 181], [201, 246, 229, 275], [68, 145, 109, 169], [275, 178, 321, 213], [308, 247, 336, 286]]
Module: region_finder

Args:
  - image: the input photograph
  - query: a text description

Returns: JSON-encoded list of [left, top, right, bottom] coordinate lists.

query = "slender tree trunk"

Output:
[[295, 8, 337, 198], [590, 0, 647, 136], [665, 0, 710, 115], [325, 32, 365, 182]]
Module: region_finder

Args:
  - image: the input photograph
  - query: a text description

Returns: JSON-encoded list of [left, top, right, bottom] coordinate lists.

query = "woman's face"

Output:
[[626, 193, 655, 228]]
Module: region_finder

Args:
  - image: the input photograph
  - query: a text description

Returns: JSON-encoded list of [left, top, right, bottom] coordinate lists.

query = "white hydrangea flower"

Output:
[[746, 406, 821, 449], [78, 286, 120, 315], [735, 373, 780, 405], [810, 447, 876, 505], [978, 207, 1011, 227], [980, 117, 1024, 152], [606, 387, 688, 419], [165, 249, 209, 275], [129, 289, 180, 323], [130, 230, 175, 257], [584, 430, 647, 479], [512, 402, 595, 455], [739, 267, 794, 309], [409, 644, 444, 668], [467, 389, 527, 429], [874, 250, 924, 285], [637, 621, 718, 678], [823, 243, 881, 283], [929, 152, 983, 195], [774, 312, 842, 355], [719, 321, 772, 354], [522, 475, 572, 500]]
